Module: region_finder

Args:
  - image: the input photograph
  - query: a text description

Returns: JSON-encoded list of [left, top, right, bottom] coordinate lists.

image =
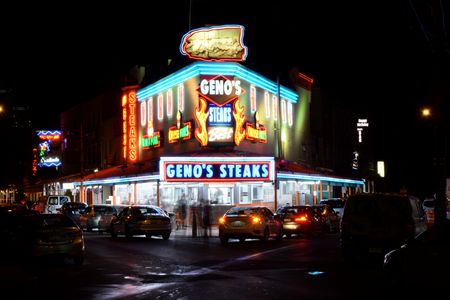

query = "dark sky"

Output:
[[1, 1, 445, 114], [0, 1, 449, 194]]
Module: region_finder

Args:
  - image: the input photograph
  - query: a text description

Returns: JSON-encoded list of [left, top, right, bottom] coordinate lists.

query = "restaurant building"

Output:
[[46, 25, 364, 215]]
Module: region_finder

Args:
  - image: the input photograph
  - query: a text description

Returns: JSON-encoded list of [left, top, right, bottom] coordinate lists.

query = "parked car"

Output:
[[60, 202, 88, 227], [219, 206, 283, 244], [79, 204, 118, 232], [110, 205, 172, 240], [383, 220, 450, 290], [319, 198, 345, 216], [18, 213, 85, 265], [340, 193, 427, 264], [44, 195, 71, 214], [0, 204, 40, 257], [312, 204, 341, 233], [276, 205, 325, 237]]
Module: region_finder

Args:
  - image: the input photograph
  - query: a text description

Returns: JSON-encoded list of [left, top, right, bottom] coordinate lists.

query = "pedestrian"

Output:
[[181, 201, 187, 228], [203, 200, 212, 238]]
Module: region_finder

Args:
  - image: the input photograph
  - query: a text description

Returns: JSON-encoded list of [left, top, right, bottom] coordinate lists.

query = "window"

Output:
[[239, 185, 250, 204], [252, 185, 263, 201], [208, 186, 232, 205], [48, 196, 58, 205]]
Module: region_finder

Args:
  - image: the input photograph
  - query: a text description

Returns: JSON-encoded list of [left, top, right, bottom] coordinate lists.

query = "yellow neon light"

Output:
[[233, 99, 246, 146], [195, 98, 209, 146]]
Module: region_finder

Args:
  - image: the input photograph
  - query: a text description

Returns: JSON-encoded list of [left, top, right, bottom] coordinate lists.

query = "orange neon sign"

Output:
[[233, 99, 246, 146], [122, 86, 139, 162], [194, 98, 209, 146]]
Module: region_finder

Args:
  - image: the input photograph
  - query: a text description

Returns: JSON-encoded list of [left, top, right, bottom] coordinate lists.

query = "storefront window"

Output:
[[263, 184, 274, 202], [115, 184, 130, 205], [252, 184, 263, 201], [239, 185, 250, 204], [208, 186, 232, 205], [160, 186, 174, 212], [136, 182, 157, 205]]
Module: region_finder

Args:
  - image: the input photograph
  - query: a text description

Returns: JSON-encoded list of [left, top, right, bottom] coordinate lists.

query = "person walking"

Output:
[[203, 200, 212, 238]]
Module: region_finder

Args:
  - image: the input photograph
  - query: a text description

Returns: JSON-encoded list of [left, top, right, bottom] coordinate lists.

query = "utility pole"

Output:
[[80, 122, 84, 203]]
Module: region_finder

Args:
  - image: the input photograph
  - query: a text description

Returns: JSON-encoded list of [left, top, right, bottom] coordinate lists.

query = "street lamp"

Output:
[[421, 107, 431, 118], [420, 107, 447, 226]]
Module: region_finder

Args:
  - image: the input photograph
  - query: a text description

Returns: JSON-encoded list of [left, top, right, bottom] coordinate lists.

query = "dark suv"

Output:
[[340, 193, 426, 264]]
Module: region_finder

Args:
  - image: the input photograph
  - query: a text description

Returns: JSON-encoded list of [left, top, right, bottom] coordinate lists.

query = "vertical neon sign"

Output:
[[122, 85, 140, 162]]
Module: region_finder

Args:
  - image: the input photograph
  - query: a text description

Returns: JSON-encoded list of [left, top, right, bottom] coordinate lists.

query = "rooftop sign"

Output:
[[180, 25, 248, 62]]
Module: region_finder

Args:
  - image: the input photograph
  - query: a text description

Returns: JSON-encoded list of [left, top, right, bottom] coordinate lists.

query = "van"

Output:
[[44, 195, 71, 214], [340, 193, 427, 263]]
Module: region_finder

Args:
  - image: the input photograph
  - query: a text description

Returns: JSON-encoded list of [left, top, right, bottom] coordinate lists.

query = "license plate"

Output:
[[284, 218, 291, 222], [232, 221, 245, 227]]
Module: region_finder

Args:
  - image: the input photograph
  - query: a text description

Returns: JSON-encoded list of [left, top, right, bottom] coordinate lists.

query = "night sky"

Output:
[[0, 1, 448, 195]]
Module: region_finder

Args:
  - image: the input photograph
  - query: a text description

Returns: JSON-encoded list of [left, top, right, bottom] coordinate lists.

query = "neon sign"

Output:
[[37, 130, 61, 140], [160, 156, 274, 182], [246, 112, 267, 143], [233, 99, 246, 146], [180, 25, 248, 62], [122, 86, 139, 162], [32, 148, 37, 176], [142, 132, 161, 149], [199, 75, 242, 106], [208, 127, 233, 142], [168, 111, 192, 143], [194, 98, 209, 146], [142, 121, 161, 149]]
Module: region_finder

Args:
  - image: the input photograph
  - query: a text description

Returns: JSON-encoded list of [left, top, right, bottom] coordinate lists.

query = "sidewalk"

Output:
[[171, 224, 219, 238]]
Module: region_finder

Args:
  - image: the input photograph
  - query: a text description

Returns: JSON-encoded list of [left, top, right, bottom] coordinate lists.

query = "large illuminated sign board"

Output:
[[195, 75, 246, 147], [180, 25, 248, 62], [160, 156, 275, 182]]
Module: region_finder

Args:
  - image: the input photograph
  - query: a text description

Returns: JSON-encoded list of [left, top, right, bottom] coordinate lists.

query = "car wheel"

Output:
[[162, 233, 170, 240], [73, 256, 84, 266], [276, 227, 283, 241], [286, 233, 292, 238], [110, 225, 117, 238], [220, 236, 228, 244], [260, 227, 269, 242]]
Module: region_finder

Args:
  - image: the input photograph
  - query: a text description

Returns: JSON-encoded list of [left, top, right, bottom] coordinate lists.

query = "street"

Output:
[[0, 231, 429, 299]]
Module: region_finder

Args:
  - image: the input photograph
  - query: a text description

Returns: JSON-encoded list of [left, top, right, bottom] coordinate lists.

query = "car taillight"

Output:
[[252, 216, 261, 224], [295, 215, 308, 222], [219, 217, 226, 224]]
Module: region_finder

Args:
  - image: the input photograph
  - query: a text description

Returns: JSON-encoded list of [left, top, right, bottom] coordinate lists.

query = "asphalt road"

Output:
[[0, 232, 431, 300]]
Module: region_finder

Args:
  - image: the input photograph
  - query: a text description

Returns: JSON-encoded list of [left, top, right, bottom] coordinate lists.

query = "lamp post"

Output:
[[421, 107, 447, 226]]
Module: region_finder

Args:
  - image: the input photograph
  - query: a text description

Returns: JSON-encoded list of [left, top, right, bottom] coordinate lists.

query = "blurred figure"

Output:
[[203, 200, 211, 238]]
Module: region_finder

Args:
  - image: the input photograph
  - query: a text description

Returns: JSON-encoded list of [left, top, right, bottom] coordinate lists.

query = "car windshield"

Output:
[[226, 207, 259, 216], [138, 207, 163, 216], [278, 206, 313, 215]]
